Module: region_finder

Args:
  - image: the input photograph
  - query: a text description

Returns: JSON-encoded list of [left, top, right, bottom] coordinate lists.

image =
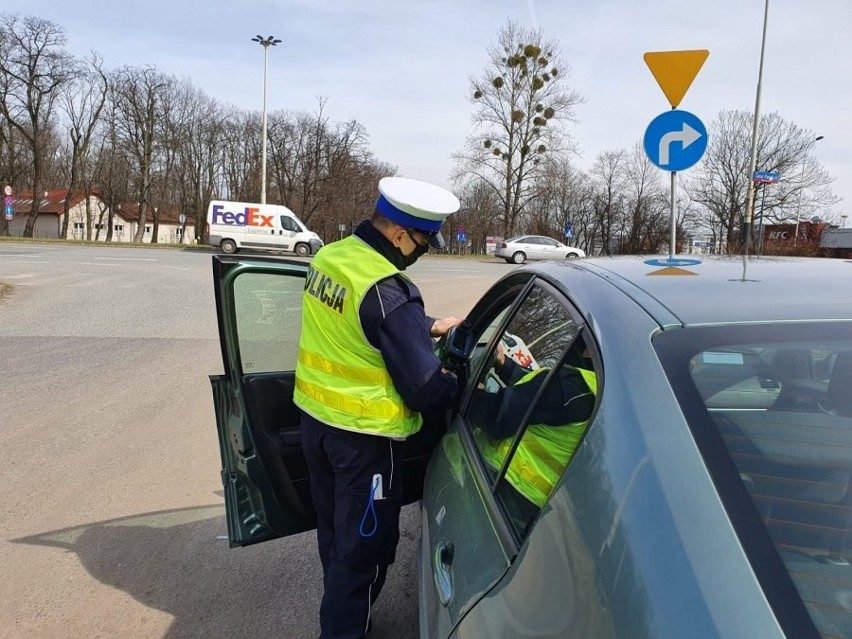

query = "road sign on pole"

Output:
[[643, 110, 707, 171], [564, 222, 574, 239], [643, 50, 709, 109], [753, 171, 780, 184]]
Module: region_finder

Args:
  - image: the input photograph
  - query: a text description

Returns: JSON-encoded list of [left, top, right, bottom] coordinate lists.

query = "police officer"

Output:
[[294, 177, 461, 639]]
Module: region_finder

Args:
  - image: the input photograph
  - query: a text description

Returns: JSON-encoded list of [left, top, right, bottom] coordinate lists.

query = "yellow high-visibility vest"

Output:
[[293, 235, 422, 437], [478, 366, 597, 507]]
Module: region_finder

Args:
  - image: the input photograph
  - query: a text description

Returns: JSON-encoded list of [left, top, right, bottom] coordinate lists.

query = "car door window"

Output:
[[465, 284, 597, 537], [232, 271, 303, 374]]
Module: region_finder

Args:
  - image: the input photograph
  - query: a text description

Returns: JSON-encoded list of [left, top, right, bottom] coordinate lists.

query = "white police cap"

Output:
[[376, 177, 460, 248]]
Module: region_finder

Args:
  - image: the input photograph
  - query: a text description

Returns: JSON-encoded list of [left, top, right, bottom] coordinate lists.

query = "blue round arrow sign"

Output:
[[643, 110, 707, 172]]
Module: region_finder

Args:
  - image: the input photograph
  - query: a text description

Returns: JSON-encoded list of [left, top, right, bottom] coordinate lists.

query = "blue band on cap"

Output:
[[375, 195, 442, 233]]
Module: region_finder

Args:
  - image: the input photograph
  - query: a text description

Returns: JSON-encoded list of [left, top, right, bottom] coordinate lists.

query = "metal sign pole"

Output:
[[670, 171, 677, 260]]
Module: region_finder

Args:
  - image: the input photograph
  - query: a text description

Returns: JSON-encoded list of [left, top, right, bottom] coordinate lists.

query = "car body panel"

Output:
[[419, 423, 513, 638], [444, 263, 785, 637], [579, 255, 852, 325]]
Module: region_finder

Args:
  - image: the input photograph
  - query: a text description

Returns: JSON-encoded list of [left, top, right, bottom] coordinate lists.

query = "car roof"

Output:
[[526, 255, 852, 327]]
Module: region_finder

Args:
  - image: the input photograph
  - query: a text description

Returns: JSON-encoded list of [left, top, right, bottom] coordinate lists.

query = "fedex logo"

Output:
[[212, 204, 273, 227]]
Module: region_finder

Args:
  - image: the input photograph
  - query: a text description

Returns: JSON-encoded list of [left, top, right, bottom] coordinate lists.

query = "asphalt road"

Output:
[[0, 243, 509, 639]]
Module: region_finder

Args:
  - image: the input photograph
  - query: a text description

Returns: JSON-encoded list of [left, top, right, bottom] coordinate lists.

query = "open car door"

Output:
[[210, 254, 443, 548]]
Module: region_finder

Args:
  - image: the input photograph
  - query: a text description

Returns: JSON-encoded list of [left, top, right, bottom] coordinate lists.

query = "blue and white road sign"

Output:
[[753, 171, 780, 184], [643, 109, 707, 171], [456, 232, 467, 243], [564, 221, 574, 239]]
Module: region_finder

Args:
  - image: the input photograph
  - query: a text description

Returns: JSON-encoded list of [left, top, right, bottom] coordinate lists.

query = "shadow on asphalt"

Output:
[[13, 502, 420, 638]]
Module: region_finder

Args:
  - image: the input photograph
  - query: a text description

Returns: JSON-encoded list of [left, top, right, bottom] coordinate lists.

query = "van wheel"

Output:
[[220, 239, 237, 254], [295, 243, 310, 257]]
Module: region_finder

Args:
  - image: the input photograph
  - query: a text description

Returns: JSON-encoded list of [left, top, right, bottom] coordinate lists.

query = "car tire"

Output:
[[566, 252, 579, 260], [220, 239, 237, 254], [511, 251, 526, 264], [295, 243, 311, 257]]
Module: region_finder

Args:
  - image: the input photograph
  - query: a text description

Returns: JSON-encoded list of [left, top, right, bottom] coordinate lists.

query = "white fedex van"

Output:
[[204, 200, 324, 256]]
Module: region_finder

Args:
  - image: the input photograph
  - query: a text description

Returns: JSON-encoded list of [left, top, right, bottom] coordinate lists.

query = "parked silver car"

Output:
[[211, 254, 852, 638], [495, 234, 586, 264]]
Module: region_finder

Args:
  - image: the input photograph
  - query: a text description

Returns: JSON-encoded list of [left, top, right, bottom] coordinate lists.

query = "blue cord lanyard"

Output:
[[359, 478, 379, 538]]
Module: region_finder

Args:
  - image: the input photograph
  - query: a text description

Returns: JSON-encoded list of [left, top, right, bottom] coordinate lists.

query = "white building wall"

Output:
[[129, 221, 196, 245]]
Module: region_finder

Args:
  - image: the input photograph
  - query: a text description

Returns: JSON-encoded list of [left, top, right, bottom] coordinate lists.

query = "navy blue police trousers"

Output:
[[300, 412, 405, 639]]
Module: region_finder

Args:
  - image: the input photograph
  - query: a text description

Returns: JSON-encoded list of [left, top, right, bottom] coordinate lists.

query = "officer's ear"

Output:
[[391, 226, 407, 248]]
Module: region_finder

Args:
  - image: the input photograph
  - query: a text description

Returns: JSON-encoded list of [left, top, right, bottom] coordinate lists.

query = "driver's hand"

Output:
[[431, 316, 461, 337], [495, 340, 506, 367]]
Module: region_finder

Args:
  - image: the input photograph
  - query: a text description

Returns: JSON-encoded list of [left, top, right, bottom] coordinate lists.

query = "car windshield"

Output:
[[656, 322, 852, 638]]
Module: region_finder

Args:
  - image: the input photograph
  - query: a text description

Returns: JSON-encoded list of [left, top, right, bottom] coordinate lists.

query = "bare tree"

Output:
[[619, 144, 669, 253], [688, 110, 836, 252], [524, 157, 590, 247], [58, 52, 107, 239], [0, 14, 72, 236], [111, 65, 172, 242], [589, 150, 627, 255], [168, 83, 225, 242], [453, 20, 582, 238]]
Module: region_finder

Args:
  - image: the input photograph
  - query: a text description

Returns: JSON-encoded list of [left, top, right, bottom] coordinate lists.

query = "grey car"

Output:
[[211, 254, 852, 638], [495, 234, 586, 264]]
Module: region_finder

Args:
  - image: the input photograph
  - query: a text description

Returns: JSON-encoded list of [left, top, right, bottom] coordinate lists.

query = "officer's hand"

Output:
[[431, 316, 461, 337]]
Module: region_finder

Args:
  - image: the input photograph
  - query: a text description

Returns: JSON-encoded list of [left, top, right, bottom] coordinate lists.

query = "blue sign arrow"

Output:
[[564, 222, 574, 238], [643, 110, 708, 171]]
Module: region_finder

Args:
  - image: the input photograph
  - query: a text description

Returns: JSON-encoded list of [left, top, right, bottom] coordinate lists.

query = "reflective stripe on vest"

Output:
[[479, 365, 597, 507], [293, 235, 422, 437]]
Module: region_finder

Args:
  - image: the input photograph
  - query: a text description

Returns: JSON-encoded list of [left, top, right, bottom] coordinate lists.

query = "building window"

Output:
[[114, 224, 124, 232], [144, 226, 152, 234], [176, 227, 183, 238], [95, 223, 104, 230], [73, 222, 84, 230]]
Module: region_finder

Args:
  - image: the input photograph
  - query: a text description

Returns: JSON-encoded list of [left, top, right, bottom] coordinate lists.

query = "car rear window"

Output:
[[655, 323, 852, 639]]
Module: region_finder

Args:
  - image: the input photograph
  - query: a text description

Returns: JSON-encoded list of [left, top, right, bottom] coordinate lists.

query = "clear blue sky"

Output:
[[5, 0, 851, 222]]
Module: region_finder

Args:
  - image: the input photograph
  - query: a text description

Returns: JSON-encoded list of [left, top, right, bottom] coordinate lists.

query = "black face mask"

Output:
[[403, 242, 429, 267]]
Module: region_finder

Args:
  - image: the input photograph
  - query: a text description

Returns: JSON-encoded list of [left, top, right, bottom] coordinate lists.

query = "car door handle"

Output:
[[433, 541, 454, 606]]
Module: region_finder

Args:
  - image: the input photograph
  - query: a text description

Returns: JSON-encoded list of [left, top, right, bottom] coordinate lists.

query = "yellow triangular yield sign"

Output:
[[643, 50, 709, 109]]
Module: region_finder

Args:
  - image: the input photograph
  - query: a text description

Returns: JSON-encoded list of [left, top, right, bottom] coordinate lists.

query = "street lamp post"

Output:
[[251, 34, 281, 205], [793, 135, 824, 248], [840, 214, 848, 228], [743, 0, 770, 262]]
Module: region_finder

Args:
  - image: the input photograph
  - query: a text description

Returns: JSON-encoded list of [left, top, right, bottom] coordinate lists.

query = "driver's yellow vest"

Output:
[[478, 366, 597, 507], [293, 235, 422, 437]]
